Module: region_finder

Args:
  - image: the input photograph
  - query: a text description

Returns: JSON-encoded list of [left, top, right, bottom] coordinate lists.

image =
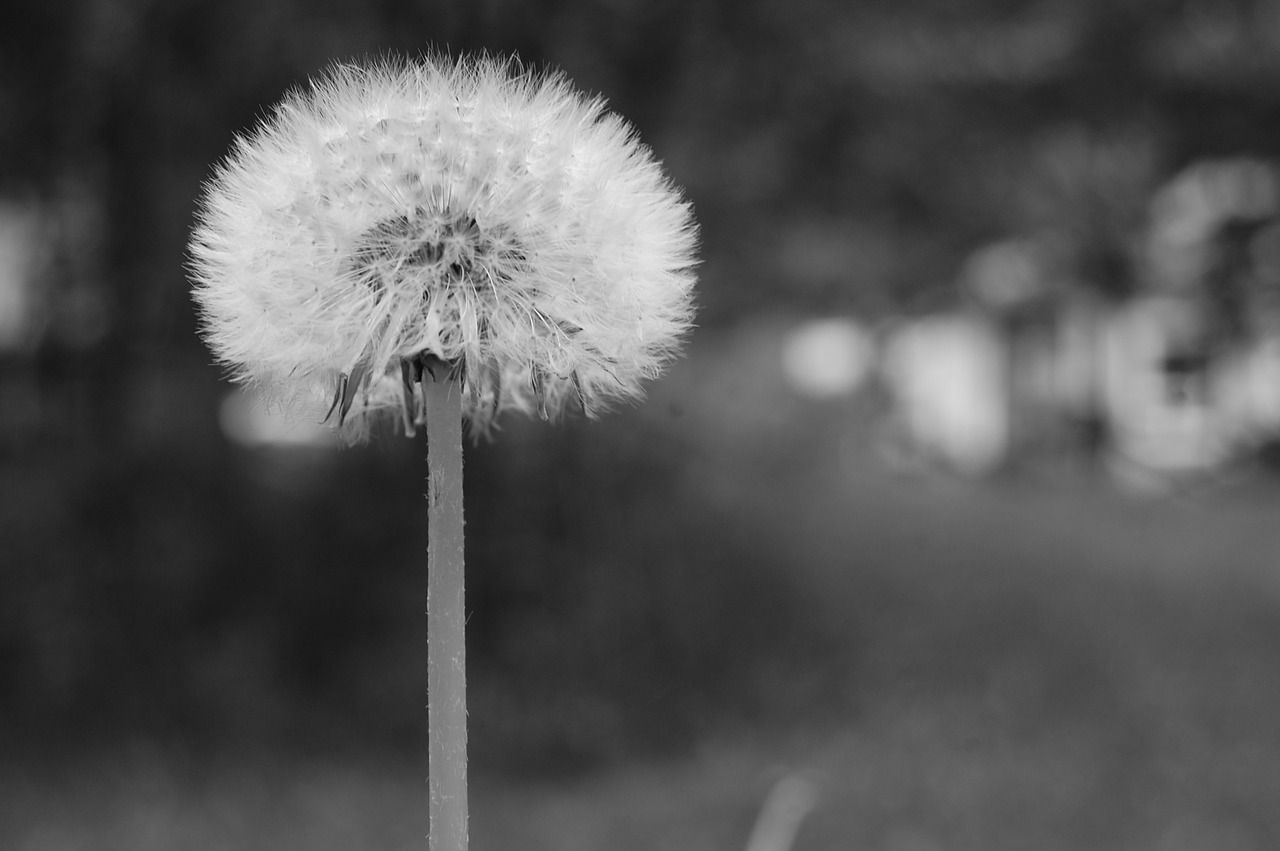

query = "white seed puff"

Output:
[[190, 54, 698, 440]]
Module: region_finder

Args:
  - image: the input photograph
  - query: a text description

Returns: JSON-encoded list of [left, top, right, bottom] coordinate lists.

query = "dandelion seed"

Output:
[[189, 53, 698, 440]]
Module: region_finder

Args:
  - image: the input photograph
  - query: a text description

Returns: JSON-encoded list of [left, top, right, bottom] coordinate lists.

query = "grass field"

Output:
[[5, 452, 1280, 851]]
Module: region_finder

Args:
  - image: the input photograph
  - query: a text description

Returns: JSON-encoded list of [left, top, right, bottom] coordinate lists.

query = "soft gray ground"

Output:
[[6, 459, 1280, 851]]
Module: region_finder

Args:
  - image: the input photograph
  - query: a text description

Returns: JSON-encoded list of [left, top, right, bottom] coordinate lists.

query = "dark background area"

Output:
[[5, 1, 1280, 848]]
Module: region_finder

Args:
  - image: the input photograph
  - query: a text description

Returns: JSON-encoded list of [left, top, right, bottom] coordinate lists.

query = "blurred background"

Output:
[[5, 0, 1280, 848]]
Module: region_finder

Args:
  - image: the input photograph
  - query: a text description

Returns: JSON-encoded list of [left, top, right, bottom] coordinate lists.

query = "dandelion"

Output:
[[190, 54, 697, 440], [188, 53, 697, 851]]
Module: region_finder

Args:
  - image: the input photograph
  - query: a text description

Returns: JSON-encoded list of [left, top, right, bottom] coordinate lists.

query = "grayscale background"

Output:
[[3, 1, 1280, 849]]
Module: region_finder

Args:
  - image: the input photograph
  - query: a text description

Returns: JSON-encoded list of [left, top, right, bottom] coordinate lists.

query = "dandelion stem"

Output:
[[425, 367, 467, 851]]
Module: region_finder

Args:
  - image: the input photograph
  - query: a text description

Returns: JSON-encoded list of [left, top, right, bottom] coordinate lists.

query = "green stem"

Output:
[[425, 370, 466, 851]]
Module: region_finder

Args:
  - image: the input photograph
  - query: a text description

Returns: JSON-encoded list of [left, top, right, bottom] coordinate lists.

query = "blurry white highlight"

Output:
[[0, 201, 48, 351], [881, 313, 1010, 477], [219, 387, 340, 449], [781, 317, 874, 399]]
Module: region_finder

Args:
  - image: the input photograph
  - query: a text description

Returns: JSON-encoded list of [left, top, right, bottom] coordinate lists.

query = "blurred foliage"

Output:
[[6, 0, 1280, 775]]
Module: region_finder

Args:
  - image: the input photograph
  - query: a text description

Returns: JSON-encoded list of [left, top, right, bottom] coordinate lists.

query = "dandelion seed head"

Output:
[[189, 54, 698, 440]]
